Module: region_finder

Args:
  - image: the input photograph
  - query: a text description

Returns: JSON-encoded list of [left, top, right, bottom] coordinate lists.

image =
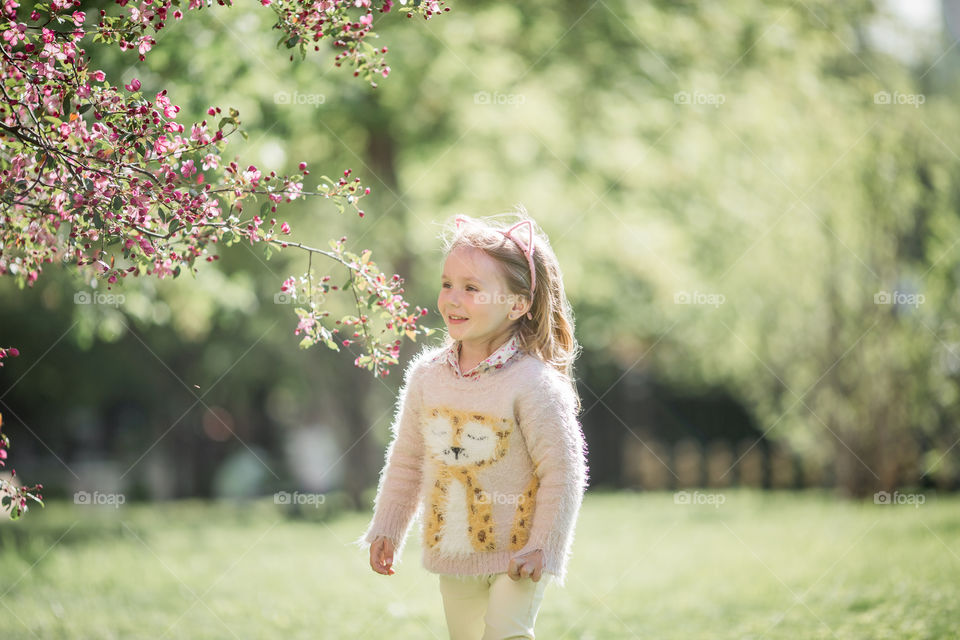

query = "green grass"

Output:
[[0, 489, 957, 639]]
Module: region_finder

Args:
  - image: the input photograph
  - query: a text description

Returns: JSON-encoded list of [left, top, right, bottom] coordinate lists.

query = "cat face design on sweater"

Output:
[[423, 407, 537, 556], [424, 408, 510, 466]]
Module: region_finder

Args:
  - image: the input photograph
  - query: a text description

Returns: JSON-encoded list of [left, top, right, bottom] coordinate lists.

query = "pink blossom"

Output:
[[295, 314, 316, 336], [242, 166, 261, 185], [139, 236, 156, 255], [191, 123, 211, 144], [156, 92, 178, 118], [181, 159, 197, 178], [360, 13, 372, 26], [138, 36, 154, 56], [280, 222, 291, 234], [124, 78, 141, 92], [2, 22, 26, 45], [284, 181, 303, 201], [201, 153, 219, 171], [91, 70, 106, 81], [154, 257, 175, 278], [3, 0, 20, 19]]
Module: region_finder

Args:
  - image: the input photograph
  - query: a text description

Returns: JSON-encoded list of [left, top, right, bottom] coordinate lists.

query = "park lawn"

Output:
[[0, 488, 957, 639]]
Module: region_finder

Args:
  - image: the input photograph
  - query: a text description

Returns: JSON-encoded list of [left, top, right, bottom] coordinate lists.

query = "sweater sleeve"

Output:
[[351, 354, 427, 563], [513, 365, 590, 587]]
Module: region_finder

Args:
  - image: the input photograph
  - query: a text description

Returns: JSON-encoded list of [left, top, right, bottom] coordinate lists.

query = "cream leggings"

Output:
[[438, 572, 552, 640]]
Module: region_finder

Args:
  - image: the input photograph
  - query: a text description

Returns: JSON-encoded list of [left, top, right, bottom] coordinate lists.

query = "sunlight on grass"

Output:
[[0, 489, 957, 639]]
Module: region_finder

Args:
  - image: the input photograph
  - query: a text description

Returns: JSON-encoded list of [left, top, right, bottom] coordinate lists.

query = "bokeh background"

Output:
[[2, 0, 959, 637]]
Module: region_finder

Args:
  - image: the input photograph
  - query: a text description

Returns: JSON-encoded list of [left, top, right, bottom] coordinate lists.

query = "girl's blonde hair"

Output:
[[437, 206, 583, 413]]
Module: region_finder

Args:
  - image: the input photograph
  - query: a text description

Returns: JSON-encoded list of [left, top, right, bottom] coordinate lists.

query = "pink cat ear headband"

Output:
[[455, 215, 536, 321]]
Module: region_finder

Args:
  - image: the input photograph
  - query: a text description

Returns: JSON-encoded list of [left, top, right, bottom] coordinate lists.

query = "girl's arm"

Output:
[[513, 366, 590, 584], [352, 360, 426, 561]]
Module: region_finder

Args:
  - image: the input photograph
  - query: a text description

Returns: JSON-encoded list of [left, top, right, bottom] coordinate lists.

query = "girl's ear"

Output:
[[509, 296, 531, 320]]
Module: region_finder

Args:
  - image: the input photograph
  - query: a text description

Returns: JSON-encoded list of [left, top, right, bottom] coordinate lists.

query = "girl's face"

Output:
[[438, 246, 525, 344]]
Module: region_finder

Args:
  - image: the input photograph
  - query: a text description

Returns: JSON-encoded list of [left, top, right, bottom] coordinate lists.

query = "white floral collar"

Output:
[[431, 333, 523, 380]]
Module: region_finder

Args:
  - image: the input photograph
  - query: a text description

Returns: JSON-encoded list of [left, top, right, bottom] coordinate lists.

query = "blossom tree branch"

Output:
[[0, 0, 449, 517]]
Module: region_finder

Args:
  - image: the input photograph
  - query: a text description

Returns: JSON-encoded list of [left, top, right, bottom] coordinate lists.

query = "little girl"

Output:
[[353, 210, 590, 640]]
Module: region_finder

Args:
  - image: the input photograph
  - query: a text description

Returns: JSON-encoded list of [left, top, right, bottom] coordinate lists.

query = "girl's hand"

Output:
[[369, 535, 396, 575], [507, 549, 544, 582]]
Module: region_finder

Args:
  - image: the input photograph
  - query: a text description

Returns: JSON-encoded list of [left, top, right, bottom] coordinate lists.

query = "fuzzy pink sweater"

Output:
[[353, 335, 590, 587]]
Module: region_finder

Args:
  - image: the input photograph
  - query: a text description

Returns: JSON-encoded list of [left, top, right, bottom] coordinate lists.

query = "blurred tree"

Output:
[[4, 0, 959, 504]]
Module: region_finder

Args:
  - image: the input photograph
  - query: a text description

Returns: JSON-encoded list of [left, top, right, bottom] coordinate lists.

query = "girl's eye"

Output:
[[466, 286, 478, 291]]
